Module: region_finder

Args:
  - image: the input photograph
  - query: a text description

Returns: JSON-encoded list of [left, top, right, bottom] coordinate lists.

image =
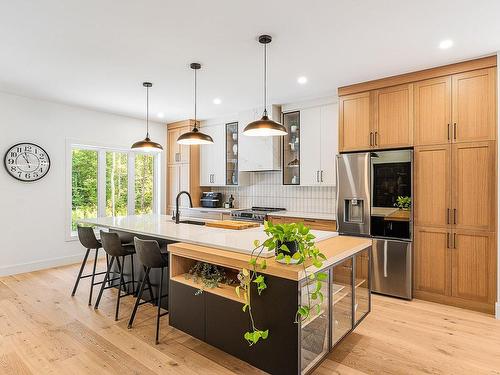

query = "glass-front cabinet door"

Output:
[[300, 269, 330, 374], [331, 258, 353, 346], [282, 111, 300, 185], [354, 249, 370, 324], [225, 122, 238, 185]]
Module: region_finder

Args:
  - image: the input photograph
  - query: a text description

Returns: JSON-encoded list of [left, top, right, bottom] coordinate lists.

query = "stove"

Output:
[[230, 207, 286, 223]]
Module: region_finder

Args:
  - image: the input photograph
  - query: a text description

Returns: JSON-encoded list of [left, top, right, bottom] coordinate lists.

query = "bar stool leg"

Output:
[[71, 248, 90, 296], [130, 254, 136, 295], [115, 257, 125, 321], [128, 267, 150, 329], [145, 267, 155, 303], [88, 248, 99, 305], [156, 267, 164, 344], [95, 256, 115, 310]]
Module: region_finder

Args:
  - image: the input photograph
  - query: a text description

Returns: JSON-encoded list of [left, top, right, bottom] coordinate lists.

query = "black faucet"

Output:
[[174, 191, 193, 224]]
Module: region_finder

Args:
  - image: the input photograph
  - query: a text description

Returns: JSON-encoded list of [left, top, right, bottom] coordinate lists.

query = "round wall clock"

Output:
[[4, 142, 51, 182]]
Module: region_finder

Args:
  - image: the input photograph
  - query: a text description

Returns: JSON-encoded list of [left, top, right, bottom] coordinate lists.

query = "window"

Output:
[[135, 154, 154, 214], [71, 149, 98, 231], [68, 143, 160, 237]]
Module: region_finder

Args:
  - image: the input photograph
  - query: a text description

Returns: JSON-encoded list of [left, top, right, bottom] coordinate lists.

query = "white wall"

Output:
[[0, 91, 166, 276]]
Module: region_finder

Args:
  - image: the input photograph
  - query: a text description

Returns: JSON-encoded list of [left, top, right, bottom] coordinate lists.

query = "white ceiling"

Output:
[[1, 0, 499, 123]]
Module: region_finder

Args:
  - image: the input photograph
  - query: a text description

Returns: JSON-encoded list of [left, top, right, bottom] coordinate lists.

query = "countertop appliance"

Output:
[[200, 192, 223, 208], [230, 207, 286, 223], [337, 150, 413, 299]]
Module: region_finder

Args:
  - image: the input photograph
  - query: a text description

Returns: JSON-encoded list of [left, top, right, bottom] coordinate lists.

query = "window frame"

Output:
[[66, 140, 161, 240]]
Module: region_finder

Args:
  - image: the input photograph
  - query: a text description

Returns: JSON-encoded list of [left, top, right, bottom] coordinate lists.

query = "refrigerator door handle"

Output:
[[383, 241, 388, 278]]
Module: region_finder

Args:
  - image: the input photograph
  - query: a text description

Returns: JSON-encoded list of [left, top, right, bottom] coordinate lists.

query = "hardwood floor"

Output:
[[0, 260, 499, 375]]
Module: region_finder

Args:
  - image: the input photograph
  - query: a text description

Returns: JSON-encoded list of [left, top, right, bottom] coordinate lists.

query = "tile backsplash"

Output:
[[214, 171, 336, 214]]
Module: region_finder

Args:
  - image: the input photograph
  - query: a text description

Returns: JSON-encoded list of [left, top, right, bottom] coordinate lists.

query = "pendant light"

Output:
[[177, 63, 214, 145], [131, 82, 163, 151], [243, 35, 287, 137]]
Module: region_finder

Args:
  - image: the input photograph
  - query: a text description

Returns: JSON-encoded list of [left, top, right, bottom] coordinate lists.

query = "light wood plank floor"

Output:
[[0, 260, 499, 375]]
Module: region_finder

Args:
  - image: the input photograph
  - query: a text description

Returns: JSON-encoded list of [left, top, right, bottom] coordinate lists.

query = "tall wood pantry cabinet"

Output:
[[413, 65, 497, 314], [166, 120, 202, 215]]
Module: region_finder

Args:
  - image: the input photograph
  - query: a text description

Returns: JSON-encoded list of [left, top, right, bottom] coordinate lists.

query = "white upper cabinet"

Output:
[[299, 103, 338, 186], [238, 105, 282, 172], [199, 124, 225, 186]]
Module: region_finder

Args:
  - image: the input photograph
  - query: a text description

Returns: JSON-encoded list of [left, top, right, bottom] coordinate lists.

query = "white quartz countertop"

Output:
[[81, 214, 338, 258], [268, 211, 336, 221]]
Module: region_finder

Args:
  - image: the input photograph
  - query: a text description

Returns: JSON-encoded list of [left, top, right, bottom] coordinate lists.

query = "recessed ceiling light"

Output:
[[213, 98, 222, 105], [297, 76, 308, 85], [439, 39, 453, 49], [157, 112, 165, 119]]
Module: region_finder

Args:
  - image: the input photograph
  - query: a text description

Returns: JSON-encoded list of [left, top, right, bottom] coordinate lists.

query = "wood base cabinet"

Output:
[[415, 227, 496, 314]]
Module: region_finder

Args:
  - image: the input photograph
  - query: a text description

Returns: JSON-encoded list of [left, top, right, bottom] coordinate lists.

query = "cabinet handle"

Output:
[[446, 208, 450, 224], [447, 124, 450, 141], [453, 208, 457, 225], [375, 131, 378, 146], [453, 122, 457, 140], [316, 170, 319, 183], [447, 233, 450, 249], [320, 170, 324, 182], [453, 233, 457, 249], [369, 132, 373, 146]]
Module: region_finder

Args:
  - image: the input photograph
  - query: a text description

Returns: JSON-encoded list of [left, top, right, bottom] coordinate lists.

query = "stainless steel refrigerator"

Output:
[[336, 150, 413, 300]]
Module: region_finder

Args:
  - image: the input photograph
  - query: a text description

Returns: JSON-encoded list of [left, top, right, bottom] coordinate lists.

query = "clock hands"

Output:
[[22, 153, 31, 169]]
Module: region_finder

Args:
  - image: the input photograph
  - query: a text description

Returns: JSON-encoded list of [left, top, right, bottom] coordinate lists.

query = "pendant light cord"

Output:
[[146, 85, 150, 138], [263, 42, 267, 117], [194, 67, 198, 130]]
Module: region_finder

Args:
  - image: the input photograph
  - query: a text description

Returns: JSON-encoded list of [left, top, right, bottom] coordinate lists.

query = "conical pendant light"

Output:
[[177, 63, 214, 145], [131, 82, 163, 151], [243, 35, 287, 137]]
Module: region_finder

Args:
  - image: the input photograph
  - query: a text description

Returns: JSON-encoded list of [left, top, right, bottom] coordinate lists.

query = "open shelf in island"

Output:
[[170, 274, 244, 304]]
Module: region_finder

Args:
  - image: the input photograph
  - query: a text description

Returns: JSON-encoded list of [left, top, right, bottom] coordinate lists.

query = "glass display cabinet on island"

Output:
[[282, 111, 300, 185], [226, 122, 238, 185]]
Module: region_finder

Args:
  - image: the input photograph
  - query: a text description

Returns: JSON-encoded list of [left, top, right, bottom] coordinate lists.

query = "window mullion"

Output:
[[128, 153, 135, 215], [98, 150, 106, 217]]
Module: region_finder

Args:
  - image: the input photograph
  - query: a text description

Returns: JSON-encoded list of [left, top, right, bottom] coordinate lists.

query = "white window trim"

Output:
[[65, 139, 161, 240]]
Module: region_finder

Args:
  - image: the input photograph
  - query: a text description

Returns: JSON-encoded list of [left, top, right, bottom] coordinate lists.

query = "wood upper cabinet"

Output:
[[168, 125, 191, 164], [451, 229, 496, 304], [451, 141, 496, 231], [339, 92, 371, 151], [414, 145, 451, 227], [452, 68, 496, 142], [414, 76, 452, 145], [372, 84, 413, 149], [414, 226, 450, 296]]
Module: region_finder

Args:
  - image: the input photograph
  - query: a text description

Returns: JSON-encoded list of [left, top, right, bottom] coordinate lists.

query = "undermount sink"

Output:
[[178, 220, 206, 226]]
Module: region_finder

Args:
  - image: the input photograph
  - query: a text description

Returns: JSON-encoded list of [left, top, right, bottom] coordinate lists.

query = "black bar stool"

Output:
[[72, 225, 109, 305], [128, 237, 169, 344], [94, 230, 137, 320]]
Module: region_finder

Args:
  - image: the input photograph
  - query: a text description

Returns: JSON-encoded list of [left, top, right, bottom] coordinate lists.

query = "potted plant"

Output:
[[236, 221, 327, 346], [394, 196, 411, 210]]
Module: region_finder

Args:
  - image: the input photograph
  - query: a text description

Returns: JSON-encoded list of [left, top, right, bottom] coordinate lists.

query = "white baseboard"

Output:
[[496, 302, 500, 320], [0, 254, 86, 277]]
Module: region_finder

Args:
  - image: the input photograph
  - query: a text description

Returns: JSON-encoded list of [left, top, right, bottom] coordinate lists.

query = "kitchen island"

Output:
[[82, 214, 371, 375]]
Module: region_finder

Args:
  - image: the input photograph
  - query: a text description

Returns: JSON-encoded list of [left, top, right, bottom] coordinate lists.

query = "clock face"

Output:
[[4, 143, 51, 182]]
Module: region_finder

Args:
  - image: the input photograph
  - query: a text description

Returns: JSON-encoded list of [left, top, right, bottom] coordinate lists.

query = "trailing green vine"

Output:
[[236, 221, 328, 346]]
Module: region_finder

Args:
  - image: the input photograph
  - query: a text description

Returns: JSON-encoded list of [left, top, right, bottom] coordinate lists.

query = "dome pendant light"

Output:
[[177, 63, 214, 145], [243, 35, 287, 137], [131, 82, 163, 151]]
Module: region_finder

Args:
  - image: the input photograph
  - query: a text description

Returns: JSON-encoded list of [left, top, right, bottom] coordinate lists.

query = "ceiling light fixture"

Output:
[[177, 63, 214, 145], [213, 98, 222, 105], [243, 35, 287, 137], [439, 39, 453, 49], [297, 76, 308, 84], [131, 82, 163, 152]]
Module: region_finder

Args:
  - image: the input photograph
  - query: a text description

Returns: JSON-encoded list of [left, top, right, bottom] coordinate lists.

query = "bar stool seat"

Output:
[[94, 230, 138, 321], [72, 225, 110, 306], [128, 237, 169, 344]]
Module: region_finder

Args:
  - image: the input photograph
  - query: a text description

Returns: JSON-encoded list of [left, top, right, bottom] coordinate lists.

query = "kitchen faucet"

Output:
[[174, 191, 193, 224]]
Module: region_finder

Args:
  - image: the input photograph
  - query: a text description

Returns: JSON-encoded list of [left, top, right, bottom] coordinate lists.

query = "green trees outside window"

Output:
[[135, 154, 154, 214], [105, 152, 128, 217]]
